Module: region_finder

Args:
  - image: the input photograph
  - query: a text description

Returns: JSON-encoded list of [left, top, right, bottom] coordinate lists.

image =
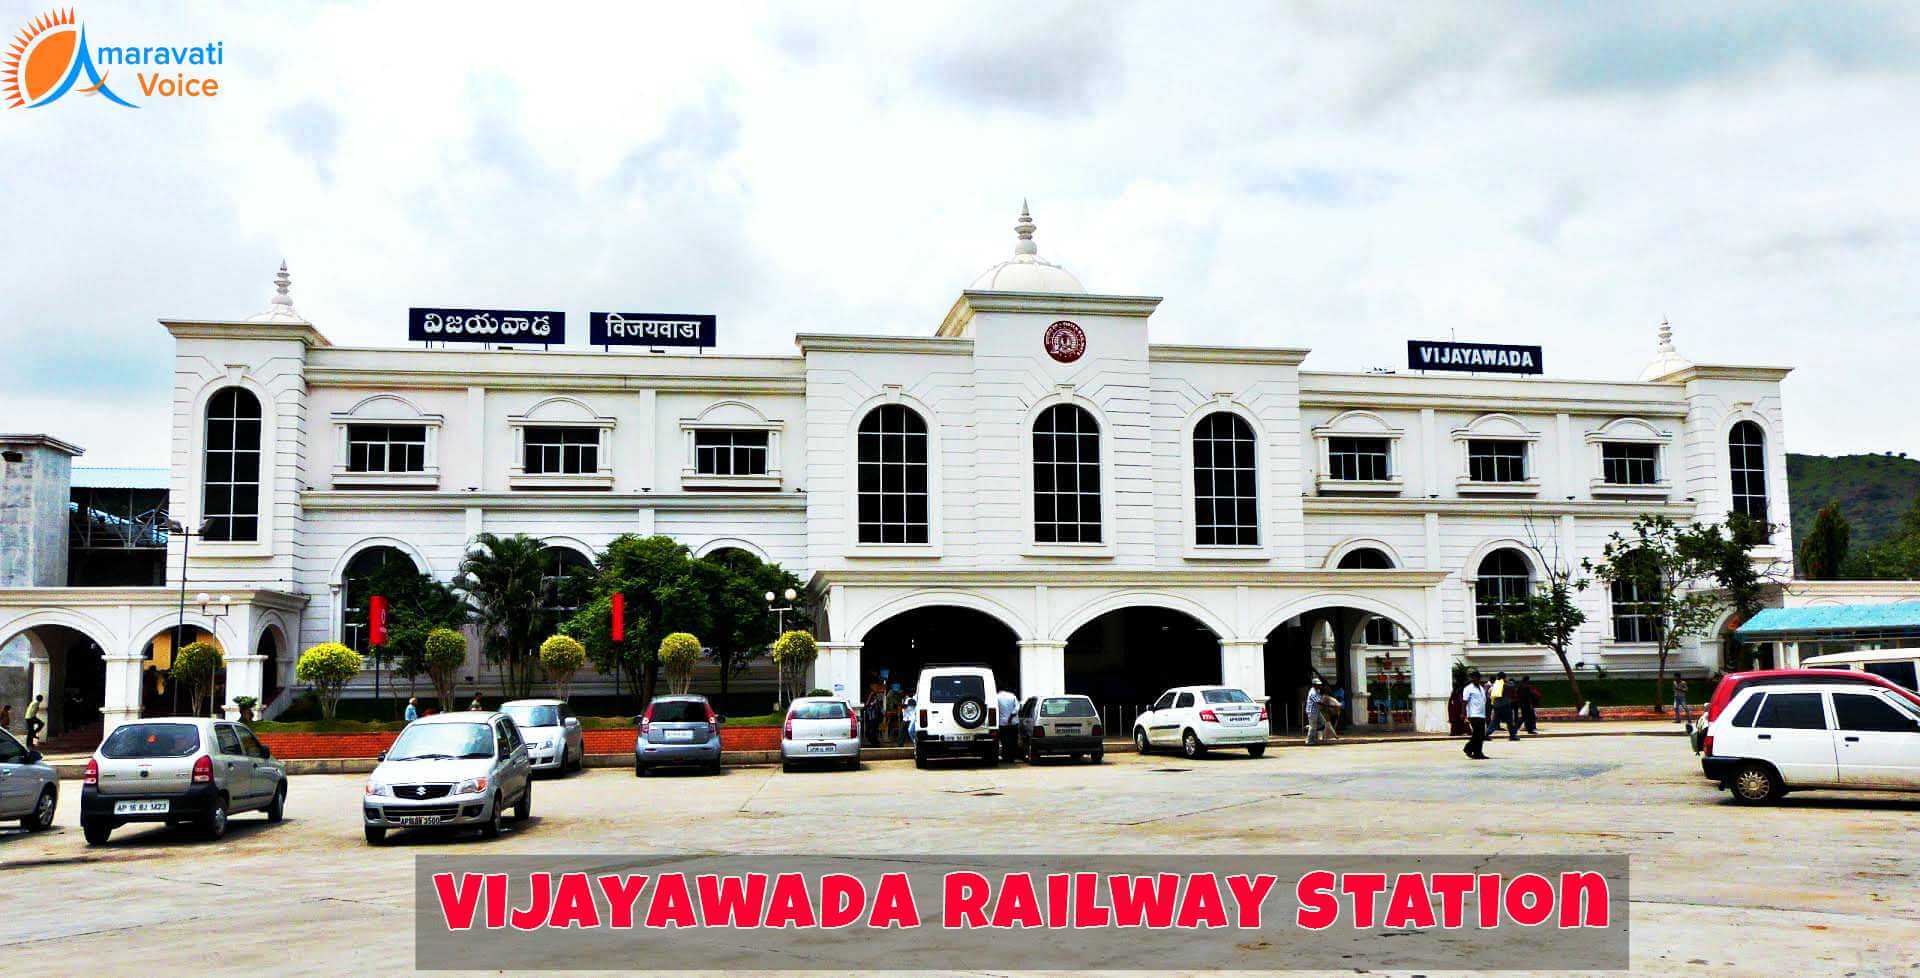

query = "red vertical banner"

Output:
[[369, 594, 389, 647], [611, 592, 625, 642]]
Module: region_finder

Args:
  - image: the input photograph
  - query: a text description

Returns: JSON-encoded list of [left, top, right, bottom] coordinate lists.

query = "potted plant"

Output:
[[233, 695, 259, 724]]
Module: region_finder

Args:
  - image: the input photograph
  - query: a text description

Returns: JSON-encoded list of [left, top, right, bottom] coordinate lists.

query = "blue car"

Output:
[[635, 694, 724, 775]]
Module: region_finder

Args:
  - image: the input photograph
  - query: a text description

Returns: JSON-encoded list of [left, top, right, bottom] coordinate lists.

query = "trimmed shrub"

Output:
[[296, 642, 363, 720], [171, 640, 224, 716], [658, 632, 702, 695], [540, 634, 588, 699]]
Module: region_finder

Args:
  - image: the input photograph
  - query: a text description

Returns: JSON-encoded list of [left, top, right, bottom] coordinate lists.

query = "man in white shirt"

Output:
[[1461, 670, 1489, 760], [996, 688, 1021, 760]]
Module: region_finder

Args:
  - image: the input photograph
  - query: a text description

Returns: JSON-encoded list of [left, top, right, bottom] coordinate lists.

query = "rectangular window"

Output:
[[1755, 691, 1827, 730], [1601, 443, 1659, 485], [693, 429, 770, 477], [1363, 616, 1401, 646], [1327, 437, 1391, 481], [523, 427, 599, 475], [1466, 440, 1527, 483], [1610, 578, 1660, 643], [346, 424, 428, 474]]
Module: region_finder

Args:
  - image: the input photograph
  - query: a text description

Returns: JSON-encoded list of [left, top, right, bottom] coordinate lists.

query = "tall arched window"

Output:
[[541, 546, 594, 619], [202, 387, 262, 542], [1729, 421, 1769, 524], [341, 546, 418, 653], [856, 405, 929, 544], [1033, 404, 1102, 544], [1193, 412, 1258, 546], [1474, 548, 1533, 644]]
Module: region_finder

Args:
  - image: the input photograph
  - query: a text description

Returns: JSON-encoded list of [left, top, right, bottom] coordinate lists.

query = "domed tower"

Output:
[[965, 201, 1086, 295]]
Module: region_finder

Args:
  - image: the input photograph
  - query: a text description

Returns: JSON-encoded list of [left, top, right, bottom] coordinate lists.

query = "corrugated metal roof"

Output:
[[1736, 602, 1920, 638], [71, 466, 170, 489]]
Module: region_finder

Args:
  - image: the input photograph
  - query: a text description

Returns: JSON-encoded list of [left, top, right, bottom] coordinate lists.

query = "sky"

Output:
[[2, 1, 1917, 466]]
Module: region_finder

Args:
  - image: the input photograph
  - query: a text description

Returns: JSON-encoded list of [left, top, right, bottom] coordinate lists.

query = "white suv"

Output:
[[1134, 686, 1268, 759], [1702, 679, 1920, 804], [912, 665, 1002, 768]]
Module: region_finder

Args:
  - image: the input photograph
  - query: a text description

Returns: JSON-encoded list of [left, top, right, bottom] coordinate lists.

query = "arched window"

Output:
[[541, 546, 594, 619], [202, 387, 262, 542], [1729, 421, 1769, 524], [341, 546, 418, 653], [1337, 547, 1395, 570], [1033, 404, 1102, 544], [856, 405, 929, 544], [1193, 412, 1258, 546], [1474, 548, 1533, 644]]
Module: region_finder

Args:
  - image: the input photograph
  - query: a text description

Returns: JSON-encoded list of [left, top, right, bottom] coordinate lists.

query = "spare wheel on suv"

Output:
[[952, 697, 987, 729]]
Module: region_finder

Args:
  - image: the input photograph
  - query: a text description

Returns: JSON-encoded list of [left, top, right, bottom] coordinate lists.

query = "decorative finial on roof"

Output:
[[1657, 316, 1674, 353], [1014, 201, 1037, 256], [249, 259, 307, 323]]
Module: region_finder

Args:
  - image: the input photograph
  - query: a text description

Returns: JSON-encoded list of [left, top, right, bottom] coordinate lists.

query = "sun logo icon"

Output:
[[5, 8, 136, 108]]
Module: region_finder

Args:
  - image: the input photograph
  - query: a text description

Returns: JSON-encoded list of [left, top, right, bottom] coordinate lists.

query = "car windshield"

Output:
[[503, 704, 559, 728], [928, 675, 987, 704], [650, 700, 709, 723], [100, 723, 201, 759], [790, 701, 849, 720], [1040, 698, 1096, 717], [1202, 688, 1253, 704], [386, 722, 494, 761]]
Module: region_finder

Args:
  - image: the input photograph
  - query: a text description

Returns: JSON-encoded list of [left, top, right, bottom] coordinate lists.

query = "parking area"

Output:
[[3, 731, 1916, 975]]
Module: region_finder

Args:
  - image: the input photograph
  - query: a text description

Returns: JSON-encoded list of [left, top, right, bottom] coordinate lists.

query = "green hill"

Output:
[[1788, 452, 1920, 552]]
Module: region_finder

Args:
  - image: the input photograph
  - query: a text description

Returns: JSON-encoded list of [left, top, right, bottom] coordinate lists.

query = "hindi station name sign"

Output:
[[1407, 339, 1544, 375], [589, 312, 717, 348], [409, 308, 566, 344]]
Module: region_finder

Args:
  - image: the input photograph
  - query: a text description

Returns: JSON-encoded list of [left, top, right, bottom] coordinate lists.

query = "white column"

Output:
[[1219, 639, 1266, 701], [102, 652, 145, 733], [1348, 642, 1372, 728], [814, 642, 861, 702], [1409, 639, 1458, 734], [224, 654, 266, 720], [1017, 640, 1065, 697]]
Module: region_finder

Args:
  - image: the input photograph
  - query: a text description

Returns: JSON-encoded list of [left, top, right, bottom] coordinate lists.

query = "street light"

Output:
[[767, 588, 800, 708]]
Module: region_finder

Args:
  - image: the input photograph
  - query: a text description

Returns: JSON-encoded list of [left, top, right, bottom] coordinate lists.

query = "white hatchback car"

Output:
[[781, 696, 861, 772], [1702, 679, 1920, 803], [1134, 686, 1268, 759]]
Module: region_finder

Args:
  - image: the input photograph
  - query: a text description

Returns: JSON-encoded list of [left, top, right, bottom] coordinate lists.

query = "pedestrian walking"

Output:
[[1462, 670, 1489, 759], [404, 697, 420, 723], [1673, 678, 1692, 728], [24, 694, 44, 750], [1518, 676, 1539, 735], [1489, 672, 1510, 735], [1304, 678, 1324, 745]]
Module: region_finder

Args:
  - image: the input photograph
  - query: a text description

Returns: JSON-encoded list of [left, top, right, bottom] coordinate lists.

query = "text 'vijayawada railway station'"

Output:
[[4, 206, 1917, 739]]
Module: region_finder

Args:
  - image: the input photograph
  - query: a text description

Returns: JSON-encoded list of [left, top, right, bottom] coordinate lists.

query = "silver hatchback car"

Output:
[[634, 695, 723, 775], [363, 712, 534, 844], [501, 699, 585, 774], [0, 726, 58, 833], [780, 696, 861, 772], [81, 717, 287, 845]]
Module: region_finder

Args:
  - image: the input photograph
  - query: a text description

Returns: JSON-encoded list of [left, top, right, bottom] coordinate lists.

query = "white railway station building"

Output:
[[1, 208, 1818, 734]]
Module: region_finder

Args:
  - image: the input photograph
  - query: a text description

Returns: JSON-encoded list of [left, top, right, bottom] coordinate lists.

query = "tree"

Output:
[[1797, 504, 1851, 580], [422, 627, 468, 711], [1589, 515, 1727, 712], [170, 641, 224, 716], [352, 560, 469, 710], [540, 634, 587, 700], [658, 632, 703, 695], [1844, 496, 1920, 580], [461, 533, 556, 698], [296, 642, 363, 720], [770, 630, 818, 705], [1498, 556, 1590, 710], [696, 548, 807, 702], [561, 535, 714, 709]]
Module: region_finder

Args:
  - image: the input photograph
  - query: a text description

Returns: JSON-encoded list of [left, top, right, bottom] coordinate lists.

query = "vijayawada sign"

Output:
[[1407, 340, 1544, 375]]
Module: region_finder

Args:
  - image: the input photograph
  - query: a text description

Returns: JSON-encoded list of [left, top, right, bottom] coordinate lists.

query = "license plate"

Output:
[[806, 744, 835, 753], [1226, 715, 1253, 724], [114, 800, 169, 815], [1056, 725, 1081, 733], [396, 816, 438, 826], [664, 730, 694, 743]]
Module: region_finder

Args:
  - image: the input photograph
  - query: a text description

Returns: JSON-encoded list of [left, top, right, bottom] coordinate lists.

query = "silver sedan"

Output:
[[0, 726, 57, 832]]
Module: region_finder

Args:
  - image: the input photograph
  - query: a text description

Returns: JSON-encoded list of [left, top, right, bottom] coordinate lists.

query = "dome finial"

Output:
[[249, 259, 307, 323], [272, 260, 293, 307], [1657, 316, 1674, 353], [1014, 201, 1037, 256]]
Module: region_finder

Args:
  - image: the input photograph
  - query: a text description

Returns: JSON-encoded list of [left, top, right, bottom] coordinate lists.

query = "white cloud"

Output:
[[1, 0, 1917, 464]]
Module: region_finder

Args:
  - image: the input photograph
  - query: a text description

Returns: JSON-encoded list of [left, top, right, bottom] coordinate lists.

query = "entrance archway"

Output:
[[859, 606, 1020, 700], [16, 625, 108, 738], [1265, 605, 1417, 731], [258, 627, 283, 704], [140, 626, 219, 718], [1064, 607, 1222, 721]]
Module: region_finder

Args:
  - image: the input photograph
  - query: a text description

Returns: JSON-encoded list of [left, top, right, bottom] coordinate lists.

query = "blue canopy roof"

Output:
[[1736, 602, 1920, 638]]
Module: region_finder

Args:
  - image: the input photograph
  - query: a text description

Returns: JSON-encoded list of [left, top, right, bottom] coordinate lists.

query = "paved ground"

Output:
[[3, 729, 1916, 976]]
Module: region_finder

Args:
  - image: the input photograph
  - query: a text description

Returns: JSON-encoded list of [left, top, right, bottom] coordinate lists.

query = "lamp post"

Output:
[[164, 516, 214, 713], [767, 588, 797, 706], [195, 593, 231, 717]]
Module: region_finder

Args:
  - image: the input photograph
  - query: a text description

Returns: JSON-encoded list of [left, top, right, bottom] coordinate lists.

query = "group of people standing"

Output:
[[1459, 670, 1541, 759], [862, 681, 913, 746]]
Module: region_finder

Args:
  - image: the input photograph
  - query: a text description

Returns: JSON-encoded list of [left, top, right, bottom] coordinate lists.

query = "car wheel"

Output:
[[82, 818, 112, 846], [514, 782, 533, 822], [913, 740, 928, 770], [782, 759, 795, 774], [1091, 751, 1104, 764], [634, 759, 647, 778], [23, 786, 56, 832], [983, 741, 999, 766], [1028, 742, 1043, 764], [1730, 762, 1781, 805], [364, 825, 387, 846], [843, 757, 859, 771], [480, 794, 504, 838], [1248, 744, 1267, 759], [267, 783, 287, 822], [1182, 730, 1205, 759], [1134, 729, 1151, 755], [203, 795, 229, 840]]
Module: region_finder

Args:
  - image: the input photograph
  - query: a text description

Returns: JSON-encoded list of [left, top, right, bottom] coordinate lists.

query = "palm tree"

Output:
[[460, 533, 553, 698]]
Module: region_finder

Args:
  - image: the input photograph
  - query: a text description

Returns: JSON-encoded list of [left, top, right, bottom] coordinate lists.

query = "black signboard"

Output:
[[1407, 340, 1543, 375], [589, 312, 716, 348], [408, 308, 565, 344]]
